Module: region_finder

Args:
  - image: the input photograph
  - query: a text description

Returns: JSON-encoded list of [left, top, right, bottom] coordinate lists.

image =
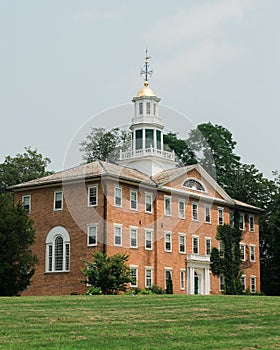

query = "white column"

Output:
[[143, 128, 146, 152], [189, 267, 194, 295]]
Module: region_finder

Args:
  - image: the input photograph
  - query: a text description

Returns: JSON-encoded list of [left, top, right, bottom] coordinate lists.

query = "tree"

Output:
[[187, 123, 241, 191], [210, 222, 243, 295], [82, 252, 132, 295], [0, 195, 38, 296], [0, 147, 52, 193], [163, 132, 197, 166], [80, 127, 131, 163]]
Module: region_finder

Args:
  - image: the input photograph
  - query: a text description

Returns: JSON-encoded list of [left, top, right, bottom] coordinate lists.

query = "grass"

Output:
[[0, 295, 280, 350]]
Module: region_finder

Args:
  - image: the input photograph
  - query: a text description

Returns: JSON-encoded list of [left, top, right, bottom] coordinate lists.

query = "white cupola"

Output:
[[118, 52, 177, 176]]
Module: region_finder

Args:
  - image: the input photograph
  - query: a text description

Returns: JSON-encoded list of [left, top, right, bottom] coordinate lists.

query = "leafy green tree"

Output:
[[0, 147, 52, 193], [82, 252, 132, 295], [0, 195, 38, 296], [80, 127, 131, 163], [163, 132, 197, 166], [187, 123, 241, 190], [210, 222, 243, 295]]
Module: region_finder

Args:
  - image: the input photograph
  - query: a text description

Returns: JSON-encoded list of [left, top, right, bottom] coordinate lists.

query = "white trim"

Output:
[[178, 199, 185, 219], [205, 237, 212, 256], [249, 215, 255, 232], [204, 204, 211, 224], [114, 224, 123, 247], [129, 226, 138, 248], [192, 235, 199, 254], [130, 189, 138, 211], [250, 275, 256, 293], [114, 186, 122, 208], [164, 231, 172, 252], [88, 185, 98, 207], [250, 244, 256, 262], [45, 226, 70, 273], [87, 223, 98, 247], [145, 192, 153, 214], [145, 266, 153, 288], [130, 265, 138, 288], [22, 194, 31, 213], [145, 229, 153, 250], [182, 177, 207, 193], [239, 213, 245, 231], [240, 243, 246, 261], [218, 207, 224, 225], [164, 195, 172, 216], [180, 269, 186, 290], [54, 190, 63, 211], [178, 233, 186, 254], [192, 202, 198, 221]]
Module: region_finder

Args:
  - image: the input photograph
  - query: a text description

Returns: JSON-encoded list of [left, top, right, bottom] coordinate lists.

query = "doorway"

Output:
[[194, 272, 199, 295]]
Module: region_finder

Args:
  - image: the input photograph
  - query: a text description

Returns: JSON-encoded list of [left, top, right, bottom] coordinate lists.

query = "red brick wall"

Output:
[[15, 176, 260, 296]]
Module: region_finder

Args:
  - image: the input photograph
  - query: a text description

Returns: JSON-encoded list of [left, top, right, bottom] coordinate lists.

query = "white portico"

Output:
[[118, 54, 177, 176], [186, 254, 211, 295]]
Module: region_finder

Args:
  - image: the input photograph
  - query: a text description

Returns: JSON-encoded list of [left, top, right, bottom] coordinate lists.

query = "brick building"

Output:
[[12, 61, 261, 295]]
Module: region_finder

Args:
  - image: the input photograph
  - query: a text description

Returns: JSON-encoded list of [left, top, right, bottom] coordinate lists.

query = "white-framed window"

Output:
[[130, 226, 138, 248], [178, 199, 185, 219], [179, 234, 186, 254], [114, 186, 122, 207], [205, 204, 211, 223], [240, 243, 245, 261], [219, 274, 225, 291], [164, 195, 172, 216], [114, 224, 122, 246], [139, 102, 143, 115], [241, 275, 246, 293], [165, 268, 172, 289], [145, 229, 152, 250], [145, 193, 152, 213], [146, 102, 151, 115], [180, 269, 186, 290], [54, 191, 63, 211], [88, 185, 98, 207], [239, 213, 245, 230], [145, 267, 152, 288], [250, 245, 256, 262], [249, 215, 255, 232], [192, 202, 198, 221], [192, 236, 199, 254], [87, 224, 98, 246], [218, 207, 224, 225], [22, 195, 31, 213], [205, 238, 211, 255], [164, 232, 172, 252], [219, 241, 225, 257], [130, 266, 138, 287], [130, 189, 138, 211], [46, 226, 70, 272], [250, 276, 256, 293]]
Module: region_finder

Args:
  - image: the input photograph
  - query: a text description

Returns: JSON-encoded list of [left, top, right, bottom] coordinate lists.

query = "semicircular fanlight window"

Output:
[[183, 179, 205, 192]]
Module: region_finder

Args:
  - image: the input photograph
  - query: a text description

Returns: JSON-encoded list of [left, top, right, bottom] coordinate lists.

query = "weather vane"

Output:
[[140, 49, 153, 82]]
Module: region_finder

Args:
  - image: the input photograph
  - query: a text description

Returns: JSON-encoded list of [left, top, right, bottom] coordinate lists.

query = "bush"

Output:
[[150, 285, 165, 294], [86, 287, 102, 295]]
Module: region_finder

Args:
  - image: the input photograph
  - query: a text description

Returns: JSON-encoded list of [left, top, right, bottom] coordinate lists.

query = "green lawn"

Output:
[[0, 295, 279, 350]]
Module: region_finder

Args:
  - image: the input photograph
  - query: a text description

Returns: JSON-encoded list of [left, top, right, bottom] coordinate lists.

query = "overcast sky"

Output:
[[1, 0, 279, 179]]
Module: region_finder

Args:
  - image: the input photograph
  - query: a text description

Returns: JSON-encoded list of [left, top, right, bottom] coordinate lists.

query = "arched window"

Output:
[[46, 226, 70, 272], [183, 178, 206, 192]]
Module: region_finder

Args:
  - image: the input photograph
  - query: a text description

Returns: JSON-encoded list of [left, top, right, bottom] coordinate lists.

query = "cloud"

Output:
[[156, 41, 244, 82], [143, 0, 255, 82], [147, 0, 256, 46]]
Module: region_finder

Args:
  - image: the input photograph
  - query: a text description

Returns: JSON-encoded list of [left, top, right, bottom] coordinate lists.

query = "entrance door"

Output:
[[194, 272, 199, 295]]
